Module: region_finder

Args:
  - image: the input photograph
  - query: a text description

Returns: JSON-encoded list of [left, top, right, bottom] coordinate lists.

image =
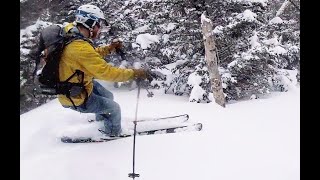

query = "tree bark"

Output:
[[276, 0, 290, 17], [201, 12, 226, 108]]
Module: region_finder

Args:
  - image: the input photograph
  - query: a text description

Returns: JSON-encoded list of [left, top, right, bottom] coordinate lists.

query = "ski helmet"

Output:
[[75, 4, 106, 29]]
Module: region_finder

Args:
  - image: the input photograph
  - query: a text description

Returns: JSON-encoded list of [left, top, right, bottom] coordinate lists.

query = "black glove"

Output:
[[132, 69, 153, 82], [109, 38, 123, 52], [133, 69, 147, 79], [145, 70, 154, 82]]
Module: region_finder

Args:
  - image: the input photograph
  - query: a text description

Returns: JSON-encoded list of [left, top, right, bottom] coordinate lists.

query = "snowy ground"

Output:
[[20, 81, 300, 180]]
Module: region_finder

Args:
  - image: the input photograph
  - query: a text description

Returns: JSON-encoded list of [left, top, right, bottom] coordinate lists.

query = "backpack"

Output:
[[32, 24, 88, 109]]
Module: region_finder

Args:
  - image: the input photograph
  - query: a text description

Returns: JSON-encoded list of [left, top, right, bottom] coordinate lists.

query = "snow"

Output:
[[161, 48, 174, 58], [20, 48, 31, 55], [289, 45, 300, 53], [221, 68, 237, 85], [250, 32, 261, 48], [201, 13, 212, 25], [123, 9, 132, 16], [189, 84, 206, 102], [276, 69, 298, 91], [132, 25, 150, 34], [269, 17, 284, 24], [263, 37, 280, 46], [241, 51, 255, 60], [136, 33, 160, 49], [159, 23, 177, 32], [231, 0, 268, 6], [187, 63, 211, 102], [187, 71, 202, 87], [162, 34, 170, 43], [176, 59, 187, 65], [236, 9, 257, 22], [228, 60, 238, 68], [270, 46, 288, 55], [131, 42, 140, 49], [145, 57, 161, 64], [131, 0, 156, 2], [213, 25, 224, 34], [166, 23, 177, 31], [21, 79, 300, 180]]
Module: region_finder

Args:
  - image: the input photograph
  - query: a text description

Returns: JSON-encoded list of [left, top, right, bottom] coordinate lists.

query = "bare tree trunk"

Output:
[[201, 12, 226, 108], [276, 0, 290, 17]]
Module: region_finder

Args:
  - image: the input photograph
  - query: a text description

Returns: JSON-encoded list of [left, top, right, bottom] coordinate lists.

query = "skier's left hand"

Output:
[[132, 69, 153, 82], [145, 70, 154, 82]]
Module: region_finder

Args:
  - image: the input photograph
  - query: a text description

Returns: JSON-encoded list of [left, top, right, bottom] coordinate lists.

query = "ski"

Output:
[[88, 114, 189, 123], [61, 122, 202, 143]]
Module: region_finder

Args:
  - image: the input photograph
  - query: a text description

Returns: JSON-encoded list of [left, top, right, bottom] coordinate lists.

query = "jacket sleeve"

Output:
[[95, 45, 113, 57], [76, 42, 134, 82]]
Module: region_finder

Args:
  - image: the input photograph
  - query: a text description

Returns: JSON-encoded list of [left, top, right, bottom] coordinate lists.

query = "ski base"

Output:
[[61, 123, 202, 143]]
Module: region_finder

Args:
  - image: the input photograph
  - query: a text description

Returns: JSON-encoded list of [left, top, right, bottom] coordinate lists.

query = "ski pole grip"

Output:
[[135, 78, 142, 86]]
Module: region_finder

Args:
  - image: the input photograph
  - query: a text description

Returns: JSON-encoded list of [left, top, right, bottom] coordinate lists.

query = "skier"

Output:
[[57, 4, 149, 137]]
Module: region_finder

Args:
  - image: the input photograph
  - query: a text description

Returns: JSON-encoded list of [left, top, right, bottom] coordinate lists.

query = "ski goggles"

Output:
[[76, 10, 100, 22], [77, 10, 107, 25], [76, 10, 109, 31]]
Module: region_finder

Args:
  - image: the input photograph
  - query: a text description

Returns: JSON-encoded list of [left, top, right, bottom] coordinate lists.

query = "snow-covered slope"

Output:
[[20, 81, 299, 180]]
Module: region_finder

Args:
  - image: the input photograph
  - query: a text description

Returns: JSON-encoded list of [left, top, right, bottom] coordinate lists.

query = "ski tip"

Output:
[[60, 136, 73, 143]]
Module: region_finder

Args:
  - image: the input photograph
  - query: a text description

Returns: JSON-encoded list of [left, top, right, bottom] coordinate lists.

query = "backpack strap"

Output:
[[62, 70, 80, 109], [64, 69, 81, 82], [81, 71, 88, 109], [63, 70, 88, 110], [67, 96, 78, 110]]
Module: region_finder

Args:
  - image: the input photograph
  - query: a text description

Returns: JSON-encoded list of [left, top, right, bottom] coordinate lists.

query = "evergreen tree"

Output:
[[20, 0, 300, 114]]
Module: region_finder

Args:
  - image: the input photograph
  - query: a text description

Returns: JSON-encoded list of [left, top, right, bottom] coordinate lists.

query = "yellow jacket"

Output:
[[58, 24, 134, 106]]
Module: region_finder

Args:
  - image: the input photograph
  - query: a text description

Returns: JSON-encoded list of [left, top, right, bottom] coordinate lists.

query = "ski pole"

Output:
[[128, 80, 141, 179]]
